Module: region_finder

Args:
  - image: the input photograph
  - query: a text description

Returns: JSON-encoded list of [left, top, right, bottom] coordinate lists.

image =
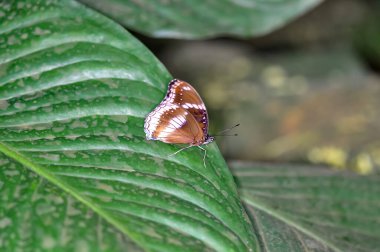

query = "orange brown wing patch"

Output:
[[167, 80, 209, 138], [144, 104, 203, 144]]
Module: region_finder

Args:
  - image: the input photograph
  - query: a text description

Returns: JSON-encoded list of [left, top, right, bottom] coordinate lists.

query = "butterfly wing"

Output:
[[164, 79, 209, 138], [144, 104, 203, 144]]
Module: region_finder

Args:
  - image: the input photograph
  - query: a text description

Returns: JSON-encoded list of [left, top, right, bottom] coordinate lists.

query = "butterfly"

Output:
[[144, 79, 214, 165]]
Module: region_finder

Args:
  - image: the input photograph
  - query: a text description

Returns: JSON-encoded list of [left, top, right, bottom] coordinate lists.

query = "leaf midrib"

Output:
[[242, 195, 342, 252], [4, 136, 236, 205], [1, 127, 246, 223], [1, 141, 254, 251], [0, 141, 150, 251]]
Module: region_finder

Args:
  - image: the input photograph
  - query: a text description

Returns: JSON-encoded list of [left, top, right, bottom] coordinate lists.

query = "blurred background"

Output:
[[136, 0, 380, 174]]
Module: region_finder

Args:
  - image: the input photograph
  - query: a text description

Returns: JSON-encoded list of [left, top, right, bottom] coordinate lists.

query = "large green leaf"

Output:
[[0, 153, 142, 251], [78, 0, 323, 39], [232, 162, 380, 252], [0, 1, 256, 251]]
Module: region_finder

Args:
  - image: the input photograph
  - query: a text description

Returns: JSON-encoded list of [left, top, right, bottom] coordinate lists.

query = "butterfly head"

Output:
[[203, 135, 215, 145]]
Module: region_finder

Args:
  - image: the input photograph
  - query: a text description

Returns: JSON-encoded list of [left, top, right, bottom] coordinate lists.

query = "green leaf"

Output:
[[0, 1, 256, 251], [232, 162, 380, 252], [78, 0, 323, 39], [0, 153, 142, 251]]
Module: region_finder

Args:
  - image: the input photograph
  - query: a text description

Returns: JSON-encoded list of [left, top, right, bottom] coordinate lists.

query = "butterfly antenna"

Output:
[[214, 124, 240, 136], [214, 133, 238, 137], [168, 145, 193, 157]]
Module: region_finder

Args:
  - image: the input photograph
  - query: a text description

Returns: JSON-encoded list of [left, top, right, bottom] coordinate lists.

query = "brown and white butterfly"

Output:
[[144, 79, 214, 165]]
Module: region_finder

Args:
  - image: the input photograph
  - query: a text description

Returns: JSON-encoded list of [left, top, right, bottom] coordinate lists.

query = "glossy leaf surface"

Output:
[[0, 1, 256, 251], [0, 153, 142, 251], [232, 162, 380, 252], [79, 0, 323, 39]]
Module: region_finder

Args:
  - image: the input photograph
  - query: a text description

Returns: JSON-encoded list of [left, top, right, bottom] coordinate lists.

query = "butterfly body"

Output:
[[144, 79, 214, 147]]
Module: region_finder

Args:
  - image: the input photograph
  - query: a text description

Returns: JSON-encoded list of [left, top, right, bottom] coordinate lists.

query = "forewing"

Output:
[[144, 104, 203, 144], [165, 79, 209, 137]]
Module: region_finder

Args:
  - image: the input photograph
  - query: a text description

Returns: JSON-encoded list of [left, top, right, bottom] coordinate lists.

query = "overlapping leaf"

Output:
[[78, 0, 323, 39], [0, 1, 257, 251], [232, 162, 380, 252]]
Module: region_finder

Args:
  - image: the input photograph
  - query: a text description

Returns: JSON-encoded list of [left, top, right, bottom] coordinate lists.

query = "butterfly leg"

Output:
[[168, 145, 193, 157], [198, 146, 207, 168]]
